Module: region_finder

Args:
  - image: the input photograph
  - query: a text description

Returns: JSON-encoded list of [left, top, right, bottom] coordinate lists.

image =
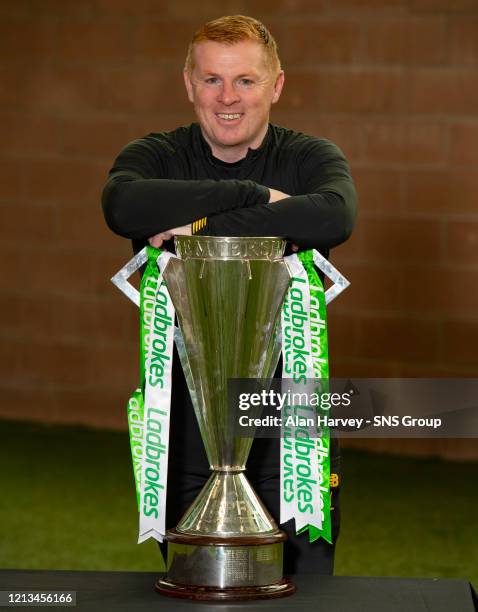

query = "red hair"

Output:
[[185, 15, 281, 75]]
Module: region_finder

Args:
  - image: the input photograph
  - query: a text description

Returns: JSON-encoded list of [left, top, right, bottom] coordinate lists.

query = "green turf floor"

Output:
[[0, 419, 476, 587]]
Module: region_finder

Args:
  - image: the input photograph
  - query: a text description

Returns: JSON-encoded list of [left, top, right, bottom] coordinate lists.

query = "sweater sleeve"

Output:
[[102, 137, 270, 239], [202, 139, 357, 251]]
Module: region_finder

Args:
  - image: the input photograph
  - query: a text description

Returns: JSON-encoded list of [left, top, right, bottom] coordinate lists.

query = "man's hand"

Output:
[[268, 188, 289, 203], [148, 224, 192, 248]]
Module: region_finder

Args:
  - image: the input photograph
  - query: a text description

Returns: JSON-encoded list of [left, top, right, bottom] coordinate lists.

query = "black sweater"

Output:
[[102, 123, 353, 473], [102, 122, 357, 258]]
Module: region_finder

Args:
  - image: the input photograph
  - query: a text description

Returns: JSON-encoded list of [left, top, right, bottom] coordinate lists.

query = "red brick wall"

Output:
[[1, 1, 477, 456]]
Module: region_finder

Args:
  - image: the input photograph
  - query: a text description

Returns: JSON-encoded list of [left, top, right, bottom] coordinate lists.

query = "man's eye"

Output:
[[205, 77, 220, 85], [238, 78, 254, 87]]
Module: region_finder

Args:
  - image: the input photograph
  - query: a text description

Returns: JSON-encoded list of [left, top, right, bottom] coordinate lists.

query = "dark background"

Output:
[[1, 0, 478, 461]]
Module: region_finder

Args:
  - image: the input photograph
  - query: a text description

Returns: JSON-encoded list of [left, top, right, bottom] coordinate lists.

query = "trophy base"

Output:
[[156, 577, 295, 601], [156, 528, 295, 600]]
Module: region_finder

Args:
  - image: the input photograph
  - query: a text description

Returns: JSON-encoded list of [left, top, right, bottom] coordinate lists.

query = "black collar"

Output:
[[192, 122, 272, 168]]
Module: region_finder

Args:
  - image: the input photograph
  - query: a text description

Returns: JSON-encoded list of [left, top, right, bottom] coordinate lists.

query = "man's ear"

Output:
[[183, 68, 195, 103], [271, 70, 285, 105]]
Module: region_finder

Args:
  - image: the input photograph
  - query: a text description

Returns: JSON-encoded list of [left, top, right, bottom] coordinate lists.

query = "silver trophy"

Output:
[[156, 236, 295, 601]]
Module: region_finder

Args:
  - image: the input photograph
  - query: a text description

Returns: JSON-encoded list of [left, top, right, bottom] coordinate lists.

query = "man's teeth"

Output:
[[217, 113, 242, 120]]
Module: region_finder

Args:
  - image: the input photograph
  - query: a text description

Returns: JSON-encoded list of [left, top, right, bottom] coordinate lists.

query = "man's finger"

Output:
[[148, 236, 162, 247]]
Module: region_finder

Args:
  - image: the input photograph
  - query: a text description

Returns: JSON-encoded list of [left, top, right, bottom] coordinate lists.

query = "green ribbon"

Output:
[[127, 246, 163, 508], [299, 250, 331, 544]]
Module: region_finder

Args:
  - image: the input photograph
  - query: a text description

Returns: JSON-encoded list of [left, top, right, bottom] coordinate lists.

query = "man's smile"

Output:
[[215, 112, 244, 122]]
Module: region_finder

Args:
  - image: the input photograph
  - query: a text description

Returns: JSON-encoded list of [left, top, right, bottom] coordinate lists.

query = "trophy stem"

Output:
[[175, 471, 278, 537]]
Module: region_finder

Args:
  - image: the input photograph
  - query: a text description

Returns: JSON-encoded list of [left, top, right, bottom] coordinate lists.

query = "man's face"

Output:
[[184, 40, 284, 162]]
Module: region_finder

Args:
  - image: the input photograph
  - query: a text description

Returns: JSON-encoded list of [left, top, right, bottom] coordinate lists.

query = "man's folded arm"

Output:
[[201, 188, 356, 250], [101, 138, 269, 239], [200, 140, 357, 251]]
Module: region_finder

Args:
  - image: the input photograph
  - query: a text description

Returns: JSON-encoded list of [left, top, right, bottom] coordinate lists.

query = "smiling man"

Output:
[[183, 37, 284, 162], [102, 15, 357, 575]]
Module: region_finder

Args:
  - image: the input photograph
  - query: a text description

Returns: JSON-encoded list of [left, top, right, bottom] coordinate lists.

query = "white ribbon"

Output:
[[138, 251, 175, 543], [280, 254, 325, 534]]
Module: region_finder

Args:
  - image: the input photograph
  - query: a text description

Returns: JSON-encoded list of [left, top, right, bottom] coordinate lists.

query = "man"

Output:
[[103, 15, 357, 574]]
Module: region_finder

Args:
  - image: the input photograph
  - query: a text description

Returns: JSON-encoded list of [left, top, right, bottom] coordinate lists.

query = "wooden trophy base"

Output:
[[156, 529, 296, 601], [156, 577, 296, 601]]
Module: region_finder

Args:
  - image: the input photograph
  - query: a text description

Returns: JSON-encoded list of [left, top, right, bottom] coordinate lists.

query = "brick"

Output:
[[327, 312, 359, 360], [0, 246, 127, 299], [405, 69, 478, 115], [96, 65, 191, 115], [0, 294, 24, 337], [387, 363, 478, 377], [23, 65, 101, 114], [93, 67, 138, 114], [0, 341, 23, 382], [168, 0, 246, 18], [278, 72, 321, 112], [443, 319, 478, 365], [93, 0, 169, 16], [363, 18, 447, 66], [359, 217, 442, 264], [364, 120, 447, 165], [356, 315, 440, 362], [0, 2, 32, 18], [0, 386, 59, 422], [0, 20, 57, 61], [0, 159, 28, 202], [330, 358, 398, 377], [54, 388, 130, 430], [271, 114, 364, 163], [436, 440, 478, 461], [280, 69, 403, 114], [0, 67, 28, 110], [406, 169, 478, 215], [135, 20, 198, 63], [401, 266, 478, 317], [342, 439, 447, 459], [0, 204, 56, 245], [327, 0, 406, 9], [450, 17, 478, 66], [1, 112, 63, 157], [321, 69, 404, 113], [0, 292, 133, 347], [276, 21, 361, 66], [445, 220, 478, 264], [24, 158, 107, 205], [353, 168, 403, 214], [410, 0, 477, 11], [59, 117, 135, 160], [247, 0, 326, 14], [20, 342, 136, 387], [92, 345, 138, 387], [25, 0, 96, 17], [331, 224, 362, 261], [314, 119, 364, 164], [18, 342, 85, 386], [343, 264, 402, 312], [56, 21, 133, 64], [450, 122, 478, 165], [56, 205, 120, 249]]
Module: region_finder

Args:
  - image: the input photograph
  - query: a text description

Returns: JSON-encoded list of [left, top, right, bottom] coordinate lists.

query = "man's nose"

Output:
[[218, 82, 240, 105]]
